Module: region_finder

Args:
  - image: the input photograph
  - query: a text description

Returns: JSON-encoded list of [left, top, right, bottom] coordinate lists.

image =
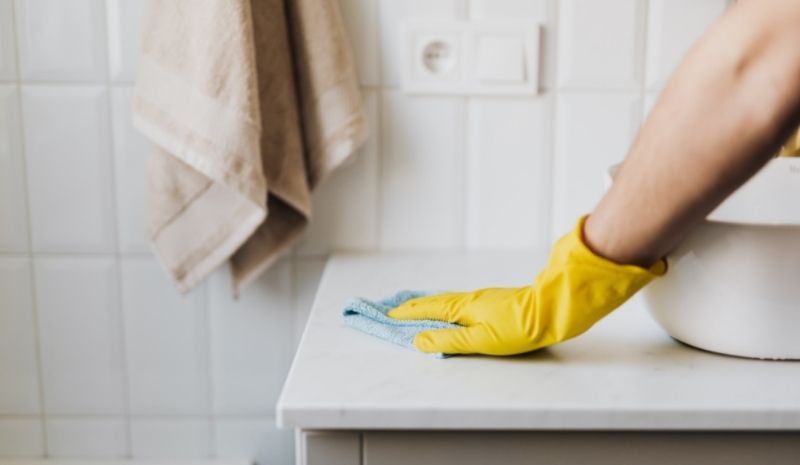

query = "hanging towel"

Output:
[[342, 290, 462, 359], [133, 0, 367, 294]]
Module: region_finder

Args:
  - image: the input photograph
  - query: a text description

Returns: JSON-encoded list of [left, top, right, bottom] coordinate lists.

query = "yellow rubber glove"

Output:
[[387, 216, 667, 355]]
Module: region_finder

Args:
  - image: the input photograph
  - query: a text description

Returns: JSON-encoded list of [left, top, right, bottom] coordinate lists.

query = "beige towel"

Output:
[[133, 0, 367, 294]]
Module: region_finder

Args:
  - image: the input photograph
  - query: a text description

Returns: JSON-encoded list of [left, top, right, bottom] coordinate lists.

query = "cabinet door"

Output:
[[297, 430, 361, 465], [364, 431, 800, 465]]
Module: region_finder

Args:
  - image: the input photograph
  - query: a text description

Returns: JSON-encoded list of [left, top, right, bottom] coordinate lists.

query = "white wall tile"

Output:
[[35, 257, 125, 415], [292, 257, 328, 346], [106, 0, 144, 82], [468, 0, 554, 88], [552, 92, 641, 237], [121, 258, 208, 415], [111, 86, 150, 253], [46, 417, 126, 458], [130, 418, 211, 458], [23, 86, 115, 253], [0, 418, 43, 457], [14, 0, 107, 81], [298, 90, 379, 255], [0, 0, 17, 81], [557, 0, 645, 89], [339, 0, 380, 86], [0, 258, 40, 415], [466, 96, 551, 249], [646, 0, 727, 89], [470, 0, 548, 18], [208, 261, 294, 415], [215, 418, 293, 465], [380, 91, 463, 248], [379, 0, 461, 86], [0, 85, 28, 252]]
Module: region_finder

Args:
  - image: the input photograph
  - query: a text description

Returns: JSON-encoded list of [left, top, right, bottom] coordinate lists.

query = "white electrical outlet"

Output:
[[400, 20, 540, 96], [421, 39, 456, 75], [413, 32, 462, 82]]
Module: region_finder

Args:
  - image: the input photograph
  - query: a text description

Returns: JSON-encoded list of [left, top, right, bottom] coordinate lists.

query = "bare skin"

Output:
[[584, 0, 800, 267]]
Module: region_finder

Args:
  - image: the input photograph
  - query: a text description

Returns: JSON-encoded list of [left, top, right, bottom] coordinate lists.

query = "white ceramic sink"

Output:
[[609, 158, 800, 360]]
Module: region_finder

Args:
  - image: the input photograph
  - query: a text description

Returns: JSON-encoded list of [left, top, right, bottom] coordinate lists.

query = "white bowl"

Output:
[[608, 158, 800, 360]]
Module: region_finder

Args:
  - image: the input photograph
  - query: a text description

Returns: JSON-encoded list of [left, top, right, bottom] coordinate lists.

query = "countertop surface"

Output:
[[276, 252, 800, 431]]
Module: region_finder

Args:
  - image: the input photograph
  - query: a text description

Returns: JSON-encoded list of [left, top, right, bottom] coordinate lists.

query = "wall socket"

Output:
[[421, 39, 456, 75], [400, 20, 540, 96]]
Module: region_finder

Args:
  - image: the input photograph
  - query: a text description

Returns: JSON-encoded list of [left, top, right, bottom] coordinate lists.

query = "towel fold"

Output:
[[134, 0, 367, 293], [342, 291, 461, 358]]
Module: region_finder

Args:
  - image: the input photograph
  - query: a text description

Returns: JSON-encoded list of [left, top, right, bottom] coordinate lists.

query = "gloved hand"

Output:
[[388, 216, 667, 355]]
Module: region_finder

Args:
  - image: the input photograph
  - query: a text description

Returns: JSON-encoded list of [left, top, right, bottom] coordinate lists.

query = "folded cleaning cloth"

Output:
[[133, 0, 367, 294], [342, 291, 462, 359]]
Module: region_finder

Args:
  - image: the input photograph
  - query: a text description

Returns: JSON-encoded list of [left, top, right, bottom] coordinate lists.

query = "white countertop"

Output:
[[276, 252, 800, 431]]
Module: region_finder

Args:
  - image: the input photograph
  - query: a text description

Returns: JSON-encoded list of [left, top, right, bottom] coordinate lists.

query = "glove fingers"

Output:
[[414, 325, 487, 354], [388, 294, 460, 322]]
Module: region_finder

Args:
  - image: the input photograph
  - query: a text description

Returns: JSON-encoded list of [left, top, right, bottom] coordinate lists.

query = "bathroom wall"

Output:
[[0, 0, 729, 463]]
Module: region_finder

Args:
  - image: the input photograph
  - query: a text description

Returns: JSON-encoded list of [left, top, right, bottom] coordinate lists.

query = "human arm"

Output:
[[586, 0, 800, 267], [389, 0, 800, 356]]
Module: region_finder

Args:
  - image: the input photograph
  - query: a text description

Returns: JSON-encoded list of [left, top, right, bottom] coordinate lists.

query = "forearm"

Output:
[[584, 0, 800, 267]]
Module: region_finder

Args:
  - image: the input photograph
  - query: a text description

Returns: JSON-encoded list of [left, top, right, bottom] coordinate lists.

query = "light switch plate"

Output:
[[400, 20, 540, 96], [476, 35, 526, 83]]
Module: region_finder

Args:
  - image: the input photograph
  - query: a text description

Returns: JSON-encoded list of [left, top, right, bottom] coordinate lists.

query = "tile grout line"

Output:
[[638, 0, 651, 126], [541, 92, 556, 247], [0, 413, 279, 421], [376, 83, 635, 93], [367, 86, 381, 253], [544, 0, 561, 246], [8, 0, 49, 456], [459, 0, 470, 251], [374, 87, 385, 251], [375, 0, 387, 251], [98, 0, 133, 456], [202, 279, 217, 459], [459, 96, 470, 251], [367, 0, 382, 253], [289, 257, 301, 350], [1, 82, 645, 95], [462, 97, 474, 249], [0, 251, 151, 258]]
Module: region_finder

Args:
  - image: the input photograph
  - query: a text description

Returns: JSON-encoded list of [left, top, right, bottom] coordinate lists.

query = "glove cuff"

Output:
[[570, 215, 668, 277], [531, 215, 668, 344]]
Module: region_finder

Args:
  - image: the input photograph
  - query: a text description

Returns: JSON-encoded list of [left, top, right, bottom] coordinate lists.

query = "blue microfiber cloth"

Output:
[[342, 290, 462, 358]]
